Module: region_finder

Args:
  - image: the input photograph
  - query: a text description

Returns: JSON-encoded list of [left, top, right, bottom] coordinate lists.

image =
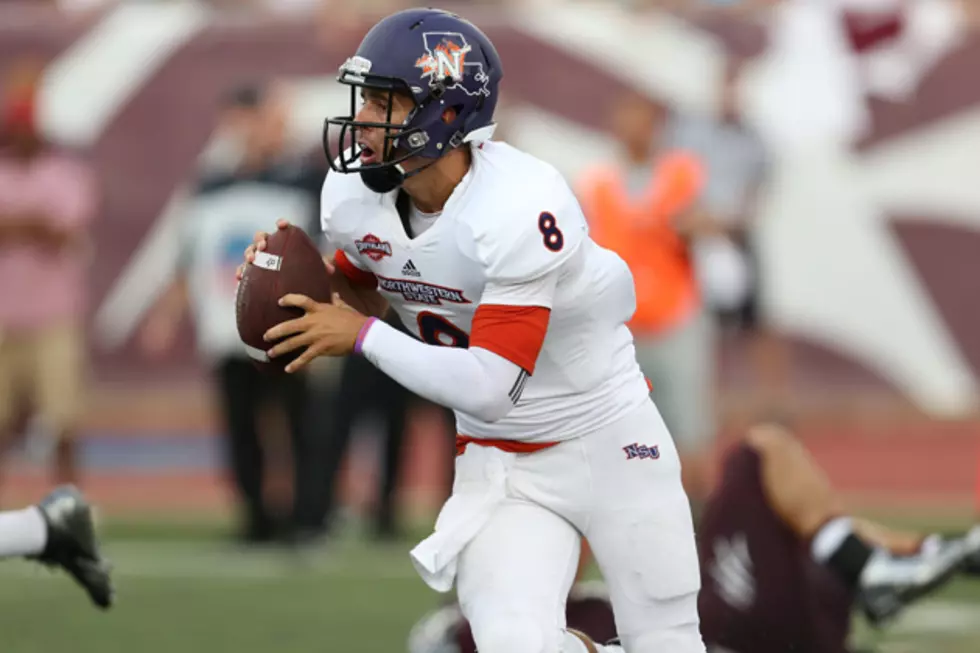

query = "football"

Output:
[[235, 224, 332, 373]]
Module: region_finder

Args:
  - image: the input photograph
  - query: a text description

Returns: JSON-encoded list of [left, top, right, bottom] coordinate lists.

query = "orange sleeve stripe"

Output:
[[470, 304, 550, 374], [334, 250, 377, 288]]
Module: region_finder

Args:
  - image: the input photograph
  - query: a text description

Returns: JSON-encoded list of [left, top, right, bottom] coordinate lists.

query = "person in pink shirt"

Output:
[[0, 64, 99, 488]]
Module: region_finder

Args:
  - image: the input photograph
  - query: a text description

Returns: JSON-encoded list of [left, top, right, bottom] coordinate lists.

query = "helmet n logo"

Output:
[[415, 32, 490, 97], [416, 40, 471, 82]]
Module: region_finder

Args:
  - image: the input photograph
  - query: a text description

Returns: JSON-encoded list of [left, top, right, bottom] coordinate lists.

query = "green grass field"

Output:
[[2, 515, 979, 653]]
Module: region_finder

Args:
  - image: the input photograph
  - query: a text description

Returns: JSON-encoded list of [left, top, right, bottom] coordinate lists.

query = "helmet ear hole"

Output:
[[442, 105, 464, 125]]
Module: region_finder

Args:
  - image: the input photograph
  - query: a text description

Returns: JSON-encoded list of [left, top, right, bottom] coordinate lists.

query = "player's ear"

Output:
[[441, 106, 458, 125]]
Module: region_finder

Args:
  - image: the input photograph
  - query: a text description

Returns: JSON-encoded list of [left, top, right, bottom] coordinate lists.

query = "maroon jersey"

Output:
[[697, 443, 854, 653]]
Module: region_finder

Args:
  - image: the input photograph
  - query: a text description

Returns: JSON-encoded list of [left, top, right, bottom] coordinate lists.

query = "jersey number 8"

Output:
[[417, 311, 470, 348], [538, 212, 564, 252]]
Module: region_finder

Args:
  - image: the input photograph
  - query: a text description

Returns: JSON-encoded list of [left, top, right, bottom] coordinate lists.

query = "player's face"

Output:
[[355, 88, 415, 166]]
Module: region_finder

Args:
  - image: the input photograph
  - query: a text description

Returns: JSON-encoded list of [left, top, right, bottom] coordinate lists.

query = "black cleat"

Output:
[[857, 529, 980, 626], [29, 485, 114, 610]]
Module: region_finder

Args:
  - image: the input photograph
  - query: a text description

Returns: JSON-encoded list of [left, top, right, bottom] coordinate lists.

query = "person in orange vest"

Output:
[[577, 92, 719, 506]]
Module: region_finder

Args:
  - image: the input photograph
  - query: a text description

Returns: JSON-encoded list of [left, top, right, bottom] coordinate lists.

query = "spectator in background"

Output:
[[140, 82, 328, 547], [0, 61, 99, 490], [576, 92, 715, 506], [668, 61, 789, 408], [669, 61, 765, 321]]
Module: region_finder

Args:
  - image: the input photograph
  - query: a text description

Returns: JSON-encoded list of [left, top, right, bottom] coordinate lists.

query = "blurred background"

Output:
[[2, 0, 980, 651]]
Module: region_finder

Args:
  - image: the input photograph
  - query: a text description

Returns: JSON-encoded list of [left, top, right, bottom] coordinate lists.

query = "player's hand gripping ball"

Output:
[[238, 220, 368, 373], [235, 221, 333, 373]]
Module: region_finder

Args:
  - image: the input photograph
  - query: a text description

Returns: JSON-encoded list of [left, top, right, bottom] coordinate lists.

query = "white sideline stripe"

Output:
[[2, 545, 979, 641], [0, 543, 421, 581], [37, 3, 210, 148]]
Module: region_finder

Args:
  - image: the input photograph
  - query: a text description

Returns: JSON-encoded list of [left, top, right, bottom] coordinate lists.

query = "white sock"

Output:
[[0, 507, 47, 558], [811, 516, 854, 563]]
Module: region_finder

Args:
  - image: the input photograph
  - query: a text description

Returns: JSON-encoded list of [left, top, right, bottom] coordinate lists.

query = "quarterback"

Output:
[[241, 8, 704, 652]]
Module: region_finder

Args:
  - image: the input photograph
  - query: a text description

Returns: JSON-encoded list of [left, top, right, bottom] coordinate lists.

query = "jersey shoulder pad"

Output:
[[321, 168, 367, 229], [320, 169, 394, 247], [468, 154, 588, 284]]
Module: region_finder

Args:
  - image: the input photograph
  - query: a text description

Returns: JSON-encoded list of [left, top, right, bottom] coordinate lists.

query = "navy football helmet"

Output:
[[323, 8, 504, 193]]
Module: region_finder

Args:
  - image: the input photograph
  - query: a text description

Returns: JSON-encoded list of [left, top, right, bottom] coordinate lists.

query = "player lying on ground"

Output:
[[407, 422, 980, 653], [238, 7, 704, 652], [697, 423, 979, 653], [0, 485, 113, 609]]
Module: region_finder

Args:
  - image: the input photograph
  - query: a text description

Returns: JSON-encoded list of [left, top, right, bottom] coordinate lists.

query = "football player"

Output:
[[0, 485, 113, 609], [407, 421, 980, 653], [238, 7, 980, 651], [241, 7, 704, 652], [696, 421, 980, 652]]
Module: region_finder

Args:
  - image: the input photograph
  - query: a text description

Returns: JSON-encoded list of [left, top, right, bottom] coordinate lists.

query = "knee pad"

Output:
[[468, 614, 557, 653]]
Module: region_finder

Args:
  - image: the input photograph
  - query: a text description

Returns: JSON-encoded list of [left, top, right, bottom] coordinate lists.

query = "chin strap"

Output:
[[359, 156, 441, 193]]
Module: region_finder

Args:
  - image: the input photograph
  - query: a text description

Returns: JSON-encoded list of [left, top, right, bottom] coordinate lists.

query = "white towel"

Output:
[[410, 445, 516, 592]]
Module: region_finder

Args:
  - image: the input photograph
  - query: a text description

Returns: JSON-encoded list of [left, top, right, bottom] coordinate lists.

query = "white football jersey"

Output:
[[321, 141, 651, 443]]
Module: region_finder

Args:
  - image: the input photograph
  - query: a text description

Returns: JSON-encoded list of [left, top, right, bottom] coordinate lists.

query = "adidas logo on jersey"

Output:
[[402, 259, 421, 278]]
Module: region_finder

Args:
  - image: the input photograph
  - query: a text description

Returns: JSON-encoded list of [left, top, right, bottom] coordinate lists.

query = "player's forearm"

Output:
[[357, 319, 521, 422]]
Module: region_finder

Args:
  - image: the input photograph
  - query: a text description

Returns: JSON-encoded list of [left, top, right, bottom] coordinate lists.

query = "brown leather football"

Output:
[[235, 224, 331, 373]]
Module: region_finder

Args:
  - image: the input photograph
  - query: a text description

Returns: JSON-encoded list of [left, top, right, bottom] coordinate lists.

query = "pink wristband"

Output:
[[354, 317, 378, 355]]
